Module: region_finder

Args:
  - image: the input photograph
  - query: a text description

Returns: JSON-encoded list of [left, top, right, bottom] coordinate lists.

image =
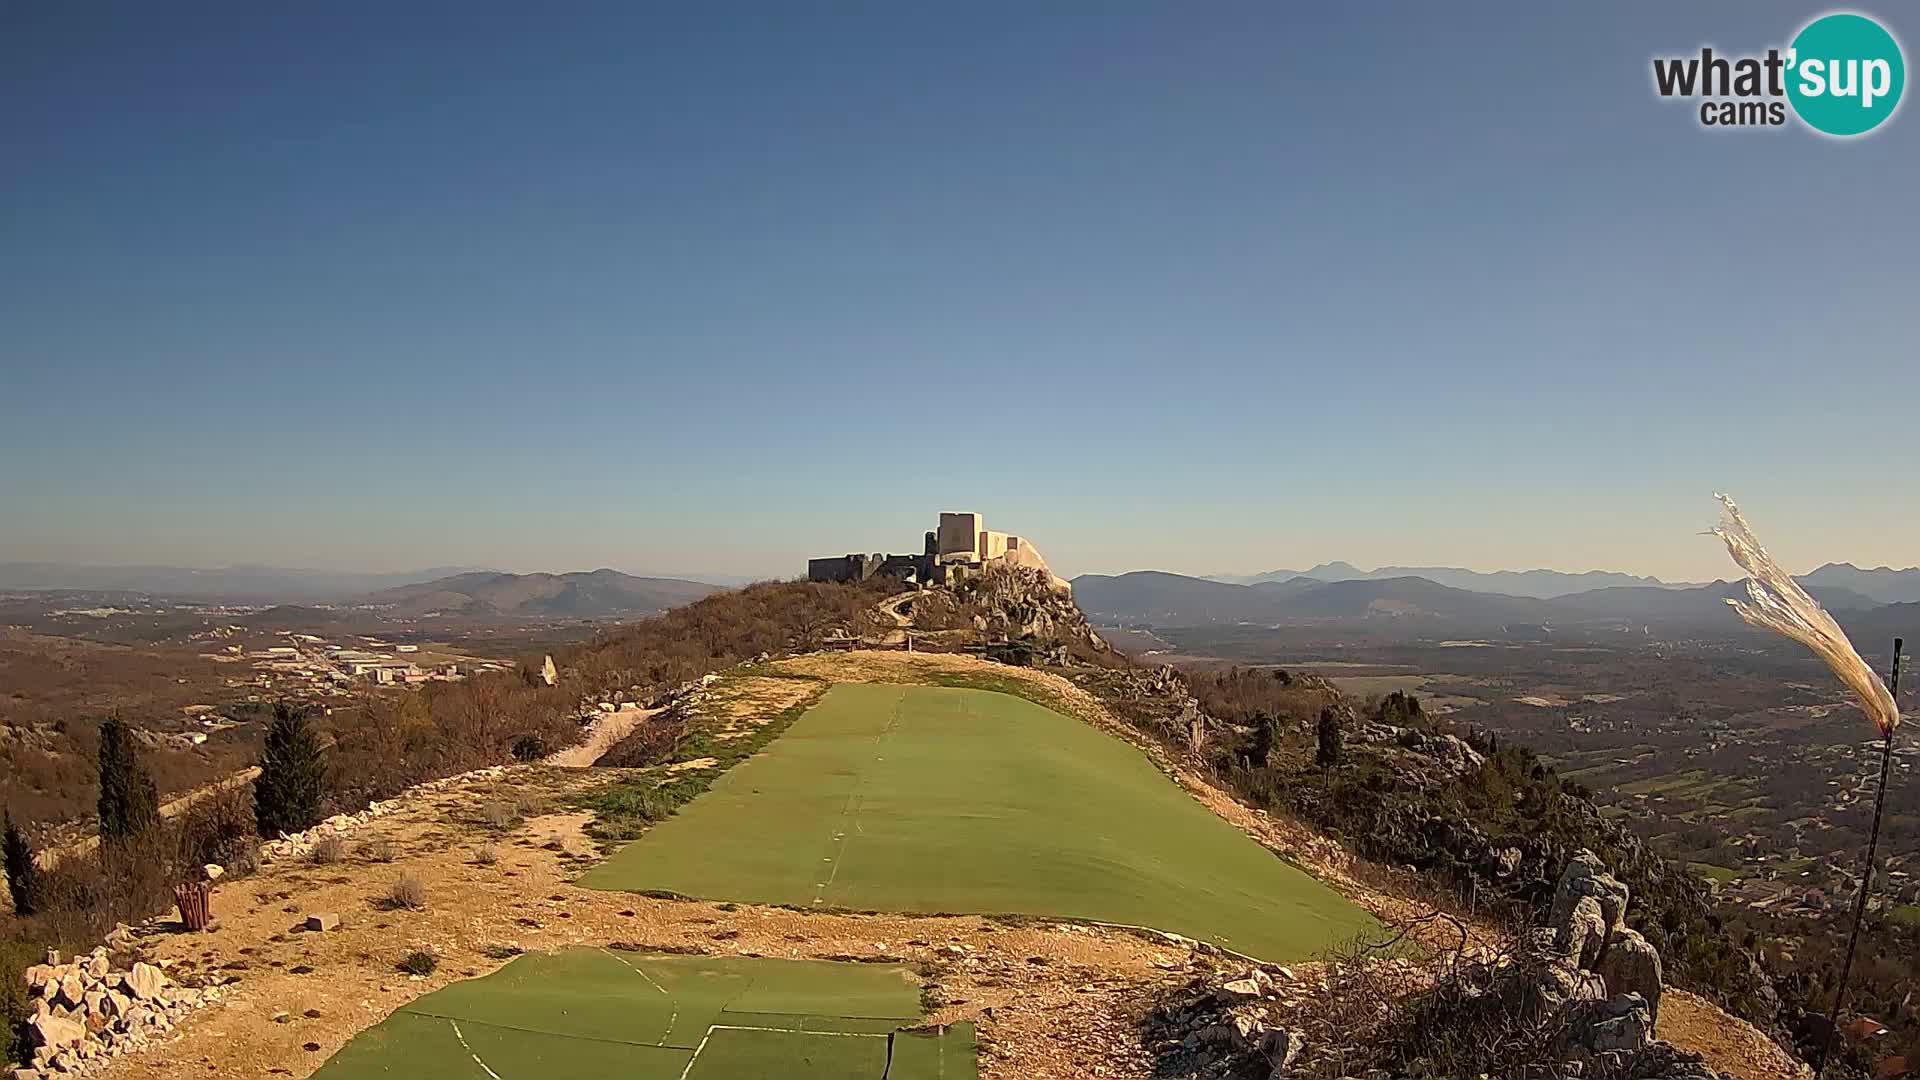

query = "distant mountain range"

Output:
[[1797, 563, 1920, 604], [0, 562, 746, 605], [361, 570, 719, 618], [0, 562, 487, 600], [1073, 569, 1893, 631], [1210, 562, 1681, 599], [1208, 560, 1920, 604]]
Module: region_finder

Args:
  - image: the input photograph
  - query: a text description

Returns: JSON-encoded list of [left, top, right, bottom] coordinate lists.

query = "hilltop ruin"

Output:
[[807, 511, 1067, 592]]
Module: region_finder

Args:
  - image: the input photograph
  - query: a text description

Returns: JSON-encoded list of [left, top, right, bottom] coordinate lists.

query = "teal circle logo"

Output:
[[1787, 12, 1905, 136]]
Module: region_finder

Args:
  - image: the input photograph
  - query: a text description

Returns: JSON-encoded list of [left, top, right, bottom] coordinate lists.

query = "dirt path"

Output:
[[542, 705, 661, 767], [873, 590, 916, 647]]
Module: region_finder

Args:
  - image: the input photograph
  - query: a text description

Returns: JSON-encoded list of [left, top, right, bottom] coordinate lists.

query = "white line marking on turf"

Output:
[[676, 1024, 890, 1080], [448, 1019, 504, 1080], [813, 691, 907, 906], [600, 948, 677, 1046]]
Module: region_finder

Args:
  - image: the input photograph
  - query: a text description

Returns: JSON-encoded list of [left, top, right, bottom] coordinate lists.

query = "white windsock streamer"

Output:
[[1711, 494, 1899, 735]]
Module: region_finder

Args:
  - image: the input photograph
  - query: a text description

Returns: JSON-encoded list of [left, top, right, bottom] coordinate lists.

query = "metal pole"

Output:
[[1817, 637, 1903, 1076]]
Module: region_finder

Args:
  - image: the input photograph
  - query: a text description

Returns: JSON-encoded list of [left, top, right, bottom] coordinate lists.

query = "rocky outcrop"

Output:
[[14, 948, 226, 1078], [1597, 929, 1664, 1023], [1145, 962, 1336, 1080], [1144, 851, 1726, 1080], [948, 564, 1106, 658]]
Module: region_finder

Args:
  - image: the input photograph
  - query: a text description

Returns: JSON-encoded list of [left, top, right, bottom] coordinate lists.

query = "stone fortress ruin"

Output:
[[807, 511, 1067, 591]]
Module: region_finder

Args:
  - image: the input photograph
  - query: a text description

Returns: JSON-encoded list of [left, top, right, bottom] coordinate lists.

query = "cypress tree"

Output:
[[1316, 705, 1345, 770], [255, 703, 328, 838], [97, 715, 160, 842], [4, 812, 38, 916], [1247, 712, 1276, 769]]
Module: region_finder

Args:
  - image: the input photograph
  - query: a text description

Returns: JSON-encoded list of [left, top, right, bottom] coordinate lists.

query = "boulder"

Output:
[[306, 912, 341, 932], [1563, 994, 1655, 1057], [53, 975, 85, 1011], [1550, 850, 1630, 940], [1561, 896, 1608, 969], [120, 963, 164, 1001], [1260, 1027, 1304, 1070], [1217, 978, 1266, 1002], [1597, 928, 1664, 1022], [27, 1013, 85, 1051], [1522, 961, 1606, 1024]]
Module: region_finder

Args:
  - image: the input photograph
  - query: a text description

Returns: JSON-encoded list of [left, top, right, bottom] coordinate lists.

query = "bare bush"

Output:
[[1274, 920, 1580, 1079], [472, 845, 498, 866], [479, 801, 520, 830], [173, 785, 259, 877], [385, 874, 426, 911], [359, 837, 396, 864], [308, 834, 348, 865]]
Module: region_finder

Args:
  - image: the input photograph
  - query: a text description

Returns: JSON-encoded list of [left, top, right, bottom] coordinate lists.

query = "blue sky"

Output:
[[3, 2, 1915, 582]]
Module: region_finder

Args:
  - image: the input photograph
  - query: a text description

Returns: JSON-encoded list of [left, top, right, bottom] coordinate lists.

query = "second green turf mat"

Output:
[[581, 683, 1376, 960]]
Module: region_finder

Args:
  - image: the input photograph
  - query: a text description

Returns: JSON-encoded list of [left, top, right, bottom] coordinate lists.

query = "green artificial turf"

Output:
[[311, 950, 969, 1079], [581, 683, 1376, 960]]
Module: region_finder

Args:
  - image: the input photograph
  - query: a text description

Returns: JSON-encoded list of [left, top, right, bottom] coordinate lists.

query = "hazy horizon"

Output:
[[5, 535, 1913, 589], [6, 4, 1916, 584]]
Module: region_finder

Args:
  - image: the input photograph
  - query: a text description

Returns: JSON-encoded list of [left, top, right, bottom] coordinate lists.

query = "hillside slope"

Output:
[[363, 569, 719, 617]]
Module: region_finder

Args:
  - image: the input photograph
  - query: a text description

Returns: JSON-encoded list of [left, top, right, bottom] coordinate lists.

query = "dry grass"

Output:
[[308, 835, 347, 865]]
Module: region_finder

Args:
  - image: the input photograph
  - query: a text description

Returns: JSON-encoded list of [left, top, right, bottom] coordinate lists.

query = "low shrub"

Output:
[[472, 845, 498, 866], [359, 838, 396, 864], [386, 874, 426, 911], [173, 786, 259, 877], [309, 835, 347, 865], [479, 802, 520, 831], [3, 938, 40, 1068], [396, 949, 437, 976]]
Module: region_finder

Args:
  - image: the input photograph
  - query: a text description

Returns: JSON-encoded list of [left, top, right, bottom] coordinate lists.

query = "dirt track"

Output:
[[542, 705, 661, 767]]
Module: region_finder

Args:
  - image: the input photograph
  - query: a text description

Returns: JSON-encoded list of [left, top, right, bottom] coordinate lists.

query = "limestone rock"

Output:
[[306, 912, 341, 932], [1597, 928, 1664, 1022], [1561, 895, 1608, 969], [28, 1013, 85, 1051], [1550, 850, 1630, 939], [120, 963, 164, 1001], [1260, 1027, 1304, 1071], [1564, 994, 1655, 1057], [1216, 977, 1265, 1002]]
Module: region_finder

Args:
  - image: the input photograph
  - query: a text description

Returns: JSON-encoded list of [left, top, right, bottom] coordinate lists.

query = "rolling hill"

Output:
[[0, 562, 482, 600], [1799, 562, 1920, 604], [1074, 569, 1888, 630], [363, 569, 720, 618], [1214, 563, 1679, 598]]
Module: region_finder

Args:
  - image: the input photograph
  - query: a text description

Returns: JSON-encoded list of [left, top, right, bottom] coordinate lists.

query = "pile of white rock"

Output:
[[13, 948, 223, 1078], [258, 764, 511, 863]]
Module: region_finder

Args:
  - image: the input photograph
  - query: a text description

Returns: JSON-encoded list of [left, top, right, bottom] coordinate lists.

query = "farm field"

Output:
[[311, 949, 973, 1079], [581, 682, 1375, 960]]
